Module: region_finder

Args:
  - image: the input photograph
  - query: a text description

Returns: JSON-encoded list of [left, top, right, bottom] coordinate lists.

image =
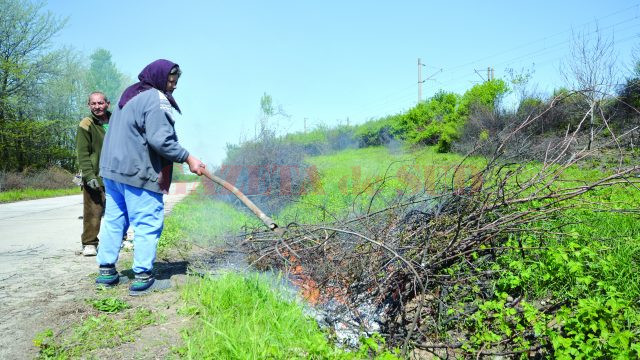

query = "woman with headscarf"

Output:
[[96, 59, 205, 295]]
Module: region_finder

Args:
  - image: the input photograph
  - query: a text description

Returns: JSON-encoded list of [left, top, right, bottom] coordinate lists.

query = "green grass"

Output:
[[277, 146, 485, 224], [158, 193, 260, 255], [178, 272, 399, 359], [34, 307, 158, 359], [0, 187, 81, 203]]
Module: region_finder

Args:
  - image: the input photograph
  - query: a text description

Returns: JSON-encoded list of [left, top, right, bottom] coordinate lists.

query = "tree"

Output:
[[562, 26, 617, 150], [84, 48, 128, 104], [0, 0, 67, 121], [258, 92, 274, 136], [396, 91, 461, 152]]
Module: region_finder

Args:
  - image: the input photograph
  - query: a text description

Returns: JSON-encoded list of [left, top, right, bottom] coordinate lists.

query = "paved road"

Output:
[[0, 195, 84, 275], [0, 182, 199, 359], [0, 182, 199, 276]]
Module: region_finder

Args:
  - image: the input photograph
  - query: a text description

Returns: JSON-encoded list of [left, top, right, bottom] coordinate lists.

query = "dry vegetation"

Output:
[[243, 94, 640, 357]]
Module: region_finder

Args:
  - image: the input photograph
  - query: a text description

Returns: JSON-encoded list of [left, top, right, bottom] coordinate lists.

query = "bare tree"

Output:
[[562, 25, 618, 150]]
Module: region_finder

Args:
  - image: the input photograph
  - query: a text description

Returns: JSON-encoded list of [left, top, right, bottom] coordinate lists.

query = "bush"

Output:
[[395, 91, 462, 152], [0, 166, 75, 191], [354, 115, 400, 147], [214, 132, 310, 215]]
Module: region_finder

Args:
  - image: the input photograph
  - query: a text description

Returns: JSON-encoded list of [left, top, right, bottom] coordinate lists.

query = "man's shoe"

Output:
[[96, 264, 119, 287], [82, 245, 97, 256], [121, 240, 134, 250]]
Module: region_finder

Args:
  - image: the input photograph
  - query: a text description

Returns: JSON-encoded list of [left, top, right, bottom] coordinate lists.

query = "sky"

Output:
[[44, 0, 640, 166]]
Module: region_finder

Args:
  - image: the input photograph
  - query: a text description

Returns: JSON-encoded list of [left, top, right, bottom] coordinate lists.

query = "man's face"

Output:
[[166, 74, 179, 93], [88, 94, 109, 118]]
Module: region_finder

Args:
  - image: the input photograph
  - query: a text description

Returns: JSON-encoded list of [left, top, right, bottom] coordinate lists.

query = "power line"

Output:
[[440, 3, 640, 76], [348, 3, 640, 122]]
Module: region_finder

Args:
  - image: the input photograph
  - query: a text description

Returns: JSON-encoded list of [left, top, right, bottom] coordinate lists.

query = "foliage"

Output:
[[0, 0, 67, 117], [0, 119, 76, 171], [0, 2, 129, 172], [353, 114, 400, 147], [394, 81, 508, 153], [396, 91, 462, 152], [84, 48, 129, 104], [178, 272, 399, 359], [158, 192, 258, 255], [86, 297, 130, 313], [0, 166, 77, 192], [34, 308, 158, 359], [0, 187, 80, 203], [458, 79, 509, 118]]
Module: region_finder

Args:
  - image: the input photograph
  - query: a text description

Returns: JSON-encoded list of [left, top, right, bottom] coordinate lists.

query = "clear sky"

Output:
[[44, 0, 640, 166]]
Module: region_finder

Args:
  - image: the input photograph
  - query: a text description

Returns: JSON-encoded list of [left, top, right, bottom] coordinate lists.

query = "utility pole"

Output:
[[475, 66, 494, 82], [418, 58, 441, 103], [418, 58, 423, 103], [304, 117, 307, 133]]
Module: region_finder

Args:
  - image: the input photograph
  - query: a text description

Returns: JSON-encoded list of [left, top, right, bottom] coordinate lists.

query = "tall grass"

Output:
[[179, 272, 397, 359], [159, 194, 259, 254]]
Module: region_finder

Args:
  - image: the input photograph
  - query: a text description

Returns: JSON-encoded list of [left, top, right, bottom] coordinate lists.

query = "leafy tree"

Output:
[[0, 0, 67, 121], [84, 48, 128, 104]]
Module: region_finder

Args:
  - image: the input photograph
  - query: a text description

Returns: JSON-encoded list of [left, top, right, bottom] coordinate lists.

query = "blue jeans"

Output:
[[97, 178, 164, 273]]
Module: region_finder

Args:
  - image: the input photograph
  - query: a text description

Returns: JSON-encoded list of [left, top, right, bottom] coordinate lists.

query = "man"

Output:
[[76, 92, 110, 256], [96, 59, 205, 295]]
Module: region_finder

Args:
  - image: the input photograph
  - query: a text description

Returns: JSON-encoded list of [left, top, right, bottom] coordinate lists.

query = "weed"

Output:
[[34, 308, 158, 359], [87, 297, 130, 313]]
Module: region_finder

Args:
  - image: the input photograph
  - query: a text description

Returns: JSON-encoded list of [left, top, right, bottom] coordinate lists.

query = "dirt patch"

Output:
[[0, 251, 99, 359], [2, 251, 195, 360]]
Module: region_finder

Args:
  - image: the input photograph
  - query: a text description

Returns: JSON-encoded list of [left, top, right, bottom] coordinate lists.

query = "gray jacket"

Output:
[[100, 89, 189, 193]]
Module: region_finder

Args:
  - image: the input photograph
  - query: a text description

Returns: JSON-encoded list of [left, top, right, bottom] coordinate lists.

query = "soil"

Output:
[[0, 184, 200, 360]]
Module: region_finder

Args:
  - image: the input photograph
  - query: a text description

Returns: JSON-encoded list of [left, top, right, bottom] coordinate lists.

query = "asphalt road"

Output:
[[0, 182, 199, 281], [0, 194, 84, 275]]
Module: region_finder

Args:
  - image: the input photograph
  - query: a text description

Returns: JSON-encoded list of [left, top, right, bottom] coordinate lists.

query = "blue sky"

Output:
[[45, 0, 640, 166]]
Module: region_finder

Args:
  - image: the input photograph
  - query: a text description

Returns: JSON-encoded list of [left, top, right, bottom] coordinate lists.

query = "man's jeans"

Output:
[[97, 178, 164, 274]]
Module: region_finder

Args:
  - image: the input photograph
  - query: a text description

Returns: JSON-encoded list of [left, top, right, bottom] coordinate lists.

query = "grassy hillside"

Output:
[[164, 144, 639, 358]]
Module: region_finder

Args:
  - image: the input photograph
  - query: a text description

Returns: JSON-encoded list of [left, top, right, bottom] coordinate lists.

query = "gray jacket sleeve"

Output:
[[144, 92, 189, 163]]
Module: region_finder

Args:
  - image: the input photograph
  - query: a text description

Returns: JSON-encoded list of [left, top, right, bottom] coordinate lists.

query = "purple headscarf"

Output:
[[118, 59, 182, 114]]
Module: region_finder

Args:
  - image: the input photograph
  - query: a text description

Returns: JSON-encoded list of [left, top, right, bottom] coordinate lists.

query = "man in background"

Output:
[[76, 92, 110, 256]]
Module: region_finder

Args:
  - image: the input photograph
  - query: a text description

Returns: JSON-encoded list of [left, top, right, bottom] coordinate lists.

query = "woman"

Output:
[[96, 59, 205, 295]]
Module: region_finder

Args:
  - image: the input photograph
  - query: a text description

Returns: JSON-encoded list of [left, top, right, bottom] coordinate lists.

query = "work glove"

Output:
[[86, 178, 100, 190]]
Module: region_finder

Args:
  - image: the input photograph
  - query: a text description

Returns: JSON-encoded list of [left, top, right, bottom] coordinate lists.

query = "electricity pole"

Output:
[[418, 58, 423, 103], [475, 67, 495, 82]]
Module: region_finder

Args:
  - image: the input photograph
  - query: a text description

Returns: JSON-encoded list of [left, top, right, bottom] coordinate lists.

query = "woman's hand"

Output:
[[186, 155, 205, 176]]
